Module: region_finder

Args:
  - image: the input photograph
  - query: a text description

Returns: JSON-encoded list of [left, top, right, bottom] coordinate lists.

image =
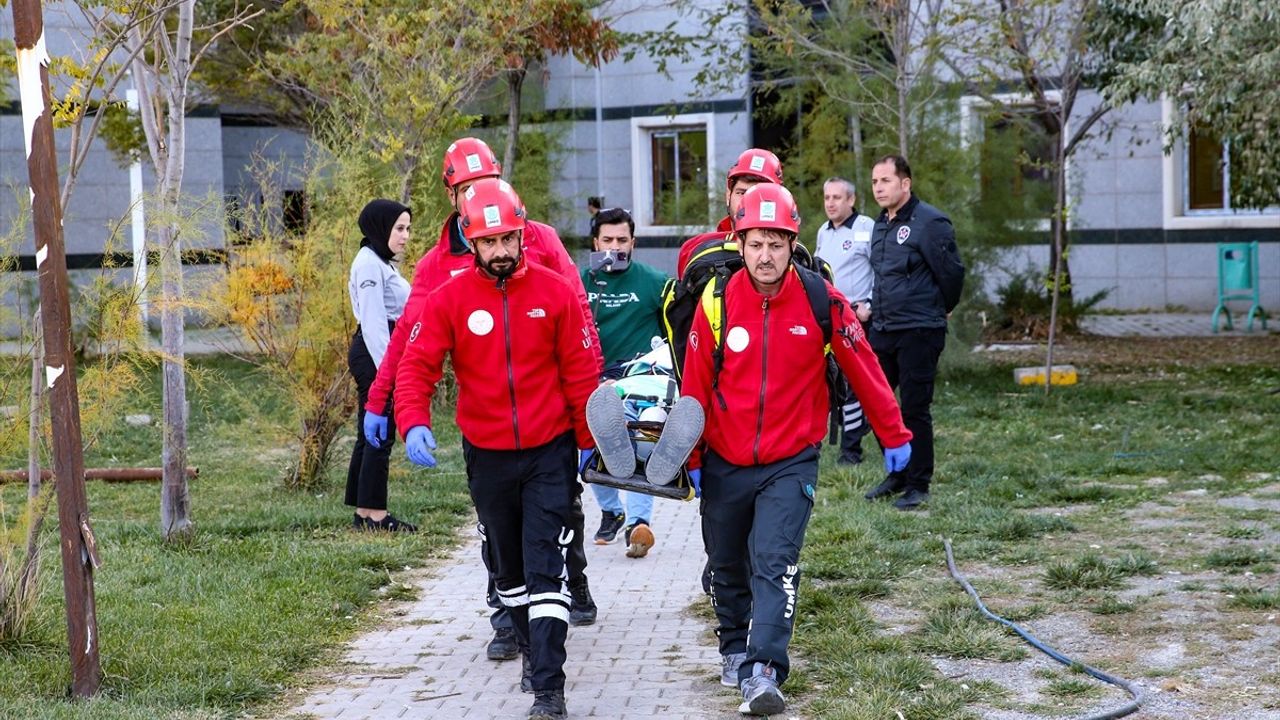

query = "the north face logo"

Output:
[[789, 325, 807, 336], [527, 308, 546, 318]]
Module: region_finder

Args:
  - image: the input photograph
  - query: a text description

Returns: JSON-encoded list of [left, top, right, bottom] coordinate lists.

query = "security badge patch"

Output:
[[896, 226, 911, 244]]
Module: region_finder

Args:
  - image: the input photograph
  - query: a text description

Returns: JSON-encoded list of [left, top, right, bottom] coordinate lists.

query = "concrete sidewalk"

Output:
[[1081, 312, 1272, 337], [290, 487, 739, 720]]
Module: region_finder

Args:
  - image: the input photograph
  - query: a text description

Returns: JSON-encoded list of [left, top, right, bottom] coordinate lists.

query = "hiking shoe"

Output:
[[720, 651, 747, 687], [527, 689, 567, 719], [894, 489, 930, 511], [624, 521, 655, 559], [586, 385, 635, 478], [738, 663, 786, 716], [366, 513, 417, 532], [836, 452, 863, 466], [645, 396, 704, 486], [351, 513, 369, 530], [520, 653, 533, 693], [487, 627, 519, 661], [864, 475, 906, 501], [569, 577, 597, 626], [594, 510, 627, 545]]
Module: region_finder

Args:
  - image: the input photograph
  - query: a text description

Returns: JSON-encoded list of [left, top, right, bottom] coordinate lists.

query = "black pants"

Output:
[[868, 326, 946, 492], [464, 432, 577, 692], [701, 446, 818, 687], [481, 492, 587, 631], [345, 326, 396, 509]]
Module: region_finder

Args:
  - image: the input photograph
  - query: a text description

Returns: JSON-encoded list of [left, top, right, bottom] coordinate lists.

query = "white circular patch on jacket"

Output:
[[468, 309, 495, 336], [726, 326, 750, 352]]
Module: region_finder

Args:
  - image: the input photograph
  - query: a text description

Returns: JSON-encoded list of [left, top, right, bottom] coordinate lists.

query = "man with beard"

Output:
[[362, 138, 601, 661], [394, 178, 598, 720]]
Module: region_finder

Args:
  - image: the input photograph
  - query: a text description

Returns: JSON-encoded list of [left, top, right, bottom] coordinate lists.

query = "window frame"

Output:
[[959, 92, 1064, 233], [630, 113, 717, 236], [1160, 97, 1278, 229]]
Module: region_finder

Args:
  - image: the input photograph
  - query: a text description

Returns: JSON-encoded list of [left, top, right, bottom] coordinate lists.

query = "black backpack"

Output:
[[660, 239, 850, 444]]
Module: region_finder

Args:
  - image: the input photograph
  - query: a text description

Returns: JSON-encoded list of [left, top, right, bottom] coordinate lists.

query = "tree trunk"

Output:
[[896, 71, 910, 156], [849, 112, 864, 191], [1043, 140, 1067, 395], [503, 65, 527, 178], [158, 0, 194, 540], [159, 222, 191, 538]]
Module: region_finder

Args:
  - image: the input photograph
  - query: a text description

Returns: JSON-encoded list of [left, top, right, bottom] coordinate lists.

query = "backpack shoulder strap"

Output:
[[793, 264, 833, 347], [699, 273, 732, 410]]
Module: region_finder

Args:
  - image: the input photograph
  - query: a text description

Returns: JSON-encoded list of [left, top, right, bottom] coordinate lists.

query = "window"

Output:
[[977, 109, 1056, 222], [650, 128, 708, 226], [630, 113, 717, 234], [960, 95, 1059, 238], [283, 189, 308, 235]]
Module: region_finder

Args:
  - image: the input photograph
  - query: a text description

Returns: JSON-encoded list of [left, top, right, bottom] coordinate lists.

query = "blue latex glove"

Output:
[[689, 468, 702, 498], [363, 412, 388, 448], [884, 443, 912, 474], [405, 426, 437, 468], [579, 449, 594, 475]]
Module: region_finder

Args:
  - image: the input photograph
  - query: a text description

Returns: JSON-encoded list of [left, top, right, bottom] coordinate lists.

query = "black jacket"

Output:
[[869, 195, 965, 331]]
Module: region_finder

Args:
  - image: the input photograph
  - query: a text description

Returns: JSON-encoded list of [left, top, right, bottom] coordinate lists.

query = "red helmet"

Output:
[[458, 178, 526, 240], [726, 148, 783, 190], [734, 183, 800, 236], [441, 137, 502, 188]]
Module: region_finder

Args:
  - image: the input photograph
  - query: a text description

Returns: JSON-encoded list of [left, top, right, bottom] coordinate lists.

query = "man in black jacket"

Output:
[[864, 155, 965, 510]]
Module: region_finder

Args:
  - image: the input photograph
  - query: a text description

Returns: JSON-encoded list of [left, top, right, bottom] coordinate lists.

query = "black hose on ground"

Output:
[[943, 539, 1144, 720]]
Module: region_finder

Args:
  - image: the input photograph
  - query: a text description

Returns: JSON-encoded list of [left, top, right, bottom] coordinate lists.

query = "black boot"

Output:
[[528, 689, 567, 720], [487, 626, 519, 661], [864, 475, 906, 501], [569, 576, 597, 626]]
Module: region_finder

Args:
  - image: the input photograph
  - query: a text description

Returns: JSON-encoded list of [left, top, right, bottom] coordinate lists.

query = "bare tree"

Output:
[[127, 0, 263, 539], [945, 0, 1118, 390]]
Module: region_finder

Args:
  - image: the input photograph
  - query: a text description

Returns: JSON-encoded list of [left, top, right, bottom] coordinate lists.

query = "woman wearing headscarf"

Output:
[[345, 199, 415, 531]]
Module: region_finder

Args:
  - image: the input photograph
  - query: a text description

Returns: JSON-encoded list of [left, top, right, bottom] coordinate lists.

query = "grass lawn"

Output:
[[0, 357, 473, 720], [1, 334, 1276, 719], [784, 335, 1280, 719]]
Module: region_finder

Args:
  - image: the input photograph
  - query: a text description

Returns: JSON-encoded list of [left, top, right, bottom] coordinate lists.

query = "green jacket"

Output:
[[581, 260, 669, 367]]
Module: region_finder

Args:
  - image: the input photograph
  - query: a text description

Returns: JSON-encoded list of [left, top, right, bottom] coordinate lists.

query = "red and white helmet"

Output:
[[441, 137, 502, 188], [458, 178, 526, 240], [726, 148, 783, 190], [734, 183, 800, 236]]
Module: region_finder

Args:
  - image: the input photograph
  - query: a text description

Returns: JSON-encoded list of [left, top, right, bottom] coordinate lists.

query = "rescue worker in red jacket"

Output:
[[675, 148, 784, 279], [680, 183, 913, 717], [362, 138, 601, 662], [395, 179, 597, 720]]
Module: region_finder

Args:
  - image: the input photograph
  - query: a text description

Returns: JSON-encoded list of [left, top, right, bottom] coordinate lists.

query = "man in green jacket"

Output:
[[580, 208, 669, 558]]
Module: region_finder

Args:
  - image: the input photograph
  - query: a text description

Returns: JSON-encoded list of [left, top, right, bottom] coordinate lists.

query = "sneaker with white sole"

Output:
[[720, 651, 747, 687], [586, 385, 636, 478], [738, 663, 786, 716], [645, 396, 704, 486]]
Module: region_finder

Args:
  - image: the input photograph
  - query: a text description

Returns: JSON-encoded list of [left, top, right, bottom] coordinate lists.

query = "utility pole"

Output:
[[11, 0, 103, 697]]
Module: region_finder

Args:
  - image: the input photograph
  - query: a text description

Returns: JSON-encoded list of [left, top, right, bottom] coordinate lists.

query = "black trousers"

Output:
[[345, 325, 396, 509], [868, 326, 946, 492], [464, 431, 577, 692], [701, 446, 818, 687], [481, 491, 587, 631]]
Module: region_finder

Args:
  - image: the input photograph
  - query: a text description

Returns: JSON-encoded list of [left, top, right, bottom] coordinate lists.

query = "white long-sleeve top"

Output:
[[348, 246, 410, 366]]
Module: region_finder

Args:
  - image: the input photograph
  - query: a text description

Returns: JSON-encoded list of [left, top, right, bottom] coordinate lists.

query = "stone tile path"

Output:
[[1081, 312, 1271, 337], [291, 487, 744, 719]]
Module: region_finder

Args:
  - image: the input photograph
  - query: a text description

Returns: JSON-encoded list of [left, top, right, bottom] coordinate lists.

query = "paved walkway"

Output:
[[291, 488, 740, 720], [1081, 312, 1272, 337]]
